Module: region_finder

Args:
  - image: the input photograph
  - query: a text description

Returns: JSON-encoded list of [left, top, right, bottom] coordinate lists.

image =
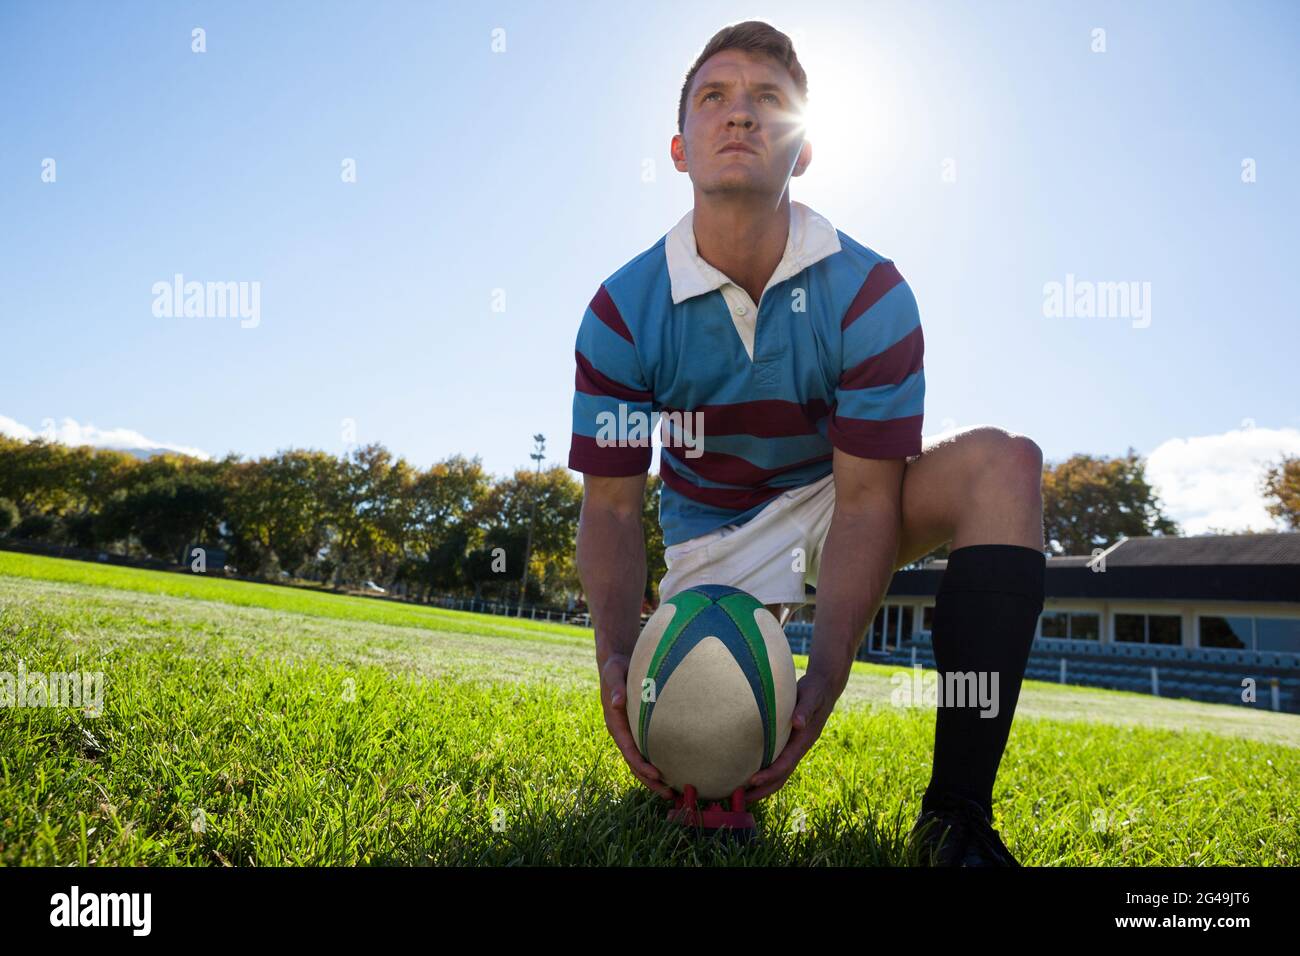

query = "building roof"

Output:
[[1093, 533, 1300, 566], [888, 533, 1300, 603]]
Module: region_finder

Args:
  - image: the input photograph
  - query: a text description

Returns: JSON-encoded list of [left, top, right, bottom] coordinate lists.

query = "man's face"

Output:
[[672, 49, 811, 199]]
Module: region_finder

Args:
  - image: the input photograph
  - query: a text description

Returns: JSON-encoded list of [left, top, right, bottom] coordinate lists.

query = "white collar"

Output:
[[665, 200, 842, 305]]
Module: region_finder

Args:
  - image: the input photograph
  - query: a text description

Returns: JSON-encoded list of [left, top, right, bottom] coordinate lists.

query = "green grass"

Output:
[[0, 551, 581, 643], [0, 551, 1296, 865]]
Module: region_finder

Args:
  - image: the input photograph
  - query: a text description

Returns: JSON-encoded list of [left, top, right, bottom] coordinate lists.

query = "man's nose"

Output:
[[727, 96, 758, 125]]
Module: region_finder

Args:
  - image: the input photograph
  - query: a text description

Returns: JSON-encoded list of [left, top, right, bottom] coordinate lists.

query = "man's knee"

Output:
[[967, 427, 1043, 497]]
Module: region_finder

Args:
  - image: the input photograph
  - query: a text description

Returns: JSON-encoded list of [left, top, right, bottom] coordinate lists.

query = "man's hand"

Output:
[[577, 473, 674, 800], [741, 448, 905, 804], [599, 652, 675, 801], [742, 669, 840, 803]]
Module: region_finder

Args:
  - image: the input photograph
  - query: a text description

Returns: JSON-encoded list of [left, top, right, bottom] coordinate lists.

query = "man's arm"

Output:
[[812, 262, 921, 693], [577, 473, 647, 668], [747, 261, 922, 803], [807, 448, 905, 697], [743, 447, 903, 803], [576, 471, 674, 799]]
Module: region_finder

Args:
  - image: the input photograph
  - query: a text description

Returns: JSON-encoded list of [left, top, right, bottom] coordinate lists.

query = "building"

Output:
[[786, 532, 1300, 713]]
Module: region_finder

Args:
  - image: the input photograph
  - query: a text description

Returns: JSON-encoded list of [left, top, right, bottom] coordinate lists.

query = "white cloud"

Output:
[[0, 414, 211, 460], [0, 415, 36, 441], [1145, 425, 1300, 534]]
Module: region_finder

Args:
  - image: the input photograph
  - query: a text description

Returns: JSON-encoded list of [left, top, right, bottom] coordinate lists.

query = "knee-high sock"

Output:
[[922, 544, 1045, 817]]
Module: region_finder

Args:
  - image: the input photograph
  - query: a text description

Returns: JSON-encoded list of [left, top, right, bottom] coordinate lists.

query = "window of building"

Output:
[[1255, 618, 1300, 655], [1115, 613, 1182, 645], [1197, 616, 1300, 655], [857, 607, 886, 660], [1115, 614, 1144, 643], [1199, 615, 1252, 650], [1041, 611, 1067, 638], [858, 605, 920, 655], [895, 606, 914, 645], [1148, 615, 1181, 645], [1071, 614, 1101, 640], [1041, 610, 1101, 640]]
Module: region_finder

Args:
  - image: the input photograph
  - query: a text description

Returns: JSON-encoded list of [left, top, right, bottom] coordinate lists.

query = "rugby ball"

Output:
[[626, 584, 796, 801]]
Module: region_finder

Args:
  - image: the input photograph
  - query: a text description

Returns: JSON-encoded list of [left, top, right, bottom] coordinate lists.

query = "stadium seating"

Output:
[[781, 623, 1299, 714]]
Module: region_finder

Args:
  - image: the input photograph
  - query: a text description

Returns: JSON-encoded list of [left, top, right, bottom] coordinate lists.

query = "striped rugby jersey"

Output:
[[568, 200, 924, 548]]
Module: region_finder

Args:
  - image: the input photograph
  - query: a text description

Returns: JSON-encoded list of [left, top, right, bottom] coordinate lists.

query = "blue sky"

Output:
[[2, 0, 1297, 533]]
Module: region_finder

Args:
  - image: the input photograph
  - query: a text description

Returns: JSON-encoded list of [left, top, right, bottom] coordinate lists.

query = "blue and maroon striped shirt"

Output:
[[568, 200, 925, 548]]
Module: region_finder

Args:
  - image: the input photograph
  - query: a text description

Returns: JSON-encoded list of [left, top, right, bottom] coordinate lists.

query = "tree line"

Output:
[[0, 435, 663, 606], [0, 433, 1294, 607]]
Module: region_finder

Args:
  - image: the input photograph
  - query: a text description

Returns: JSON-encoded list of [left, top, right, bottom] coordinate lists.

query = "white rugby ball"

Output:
[[626, 584, 796, 801]]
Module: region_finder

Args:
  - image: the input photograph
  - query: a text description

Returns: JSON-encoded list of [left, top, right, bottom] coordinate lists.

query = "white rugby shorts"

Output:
[[658, 472, 836, 608]]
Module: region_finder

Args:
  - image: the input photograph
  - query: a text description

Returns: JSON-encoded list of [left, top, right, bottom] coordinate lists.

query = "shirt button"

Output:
[[735, 305, 747, 316]]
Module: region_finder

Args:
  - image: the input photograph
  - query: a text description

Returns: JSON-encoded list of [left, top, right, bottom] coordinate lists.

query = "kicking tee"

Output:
[[568, 200, 924, 548]]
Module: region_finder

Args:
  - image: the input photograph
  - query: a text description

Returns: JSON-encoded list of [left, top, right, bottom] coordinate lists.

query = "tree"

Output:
[[223, 450, 339, 577], [401, 455, 492, 598], [643, 475, 666, 604], [0, 497, 18, 536], [1042, 448, 1180, 556], [99, 472, 226, 562], [324, 443, 405, 586], [0, 437, 82, 514], [465, 465, 582, 604], [1261, 454, 1300, 530], [67, 446, 137, 517], [13, 513, 60, 542]]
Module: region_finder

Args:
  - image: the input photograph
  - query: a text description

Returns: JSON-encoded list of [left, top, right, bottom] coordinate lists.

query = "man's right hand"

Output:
[[576, 472, 672, 800], [600, 653, 675, 801]]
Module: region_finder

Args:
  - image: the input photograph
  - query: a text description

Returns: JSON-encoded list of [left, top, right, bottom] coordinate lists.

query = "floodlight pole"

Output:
[[519, 434, 545, 616]]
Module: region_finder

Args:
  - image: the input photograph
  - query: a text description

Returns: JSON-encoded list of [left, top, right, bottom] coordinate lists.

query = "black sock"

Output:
[[921, 544, 1045, 818]]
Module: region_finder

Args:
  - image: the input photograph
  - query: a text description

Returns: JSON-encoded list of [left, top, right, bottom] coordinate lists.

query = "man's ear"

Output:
[[792, 137, 813, 178], [670, 133, 689, 172]]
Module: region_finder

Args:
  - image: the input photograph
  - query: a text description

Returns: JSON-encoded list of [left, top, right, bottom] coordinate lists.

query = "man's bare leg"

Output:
[[894, 426, 1044, 565], [887, 424, 1046, 843]]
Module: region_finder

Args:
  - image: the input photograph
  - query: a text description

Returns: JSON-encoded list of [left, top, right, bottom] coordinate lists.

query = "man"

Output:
[[569, 21, 1046, 866]]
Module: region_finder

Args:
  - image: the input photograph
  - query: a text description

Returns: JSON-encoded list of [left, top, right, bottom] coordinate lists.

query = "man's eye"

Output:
[[704, 91, 780, 104]]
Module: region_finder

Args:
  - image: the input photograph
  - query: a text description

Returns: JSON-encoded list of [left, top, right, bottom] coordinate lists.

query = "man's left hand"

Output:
[[743, 669, 840, 803]]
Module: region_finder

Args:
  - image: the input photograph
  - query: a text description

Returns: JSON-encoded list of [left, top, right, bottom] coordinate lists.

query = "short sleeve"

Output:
[[567, 283, 656, 476], [828, 261, 925, 459]]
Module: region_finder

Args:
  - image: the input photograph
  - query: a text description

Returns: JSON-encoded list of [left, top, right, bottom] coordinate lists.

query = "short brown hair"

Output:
[[677, 21, 809, 136]]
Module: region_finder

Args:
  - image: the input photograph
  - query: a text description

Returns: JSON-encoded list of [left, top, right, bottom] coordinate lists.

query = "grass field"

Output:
[[1, 551, 1296, 866]]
